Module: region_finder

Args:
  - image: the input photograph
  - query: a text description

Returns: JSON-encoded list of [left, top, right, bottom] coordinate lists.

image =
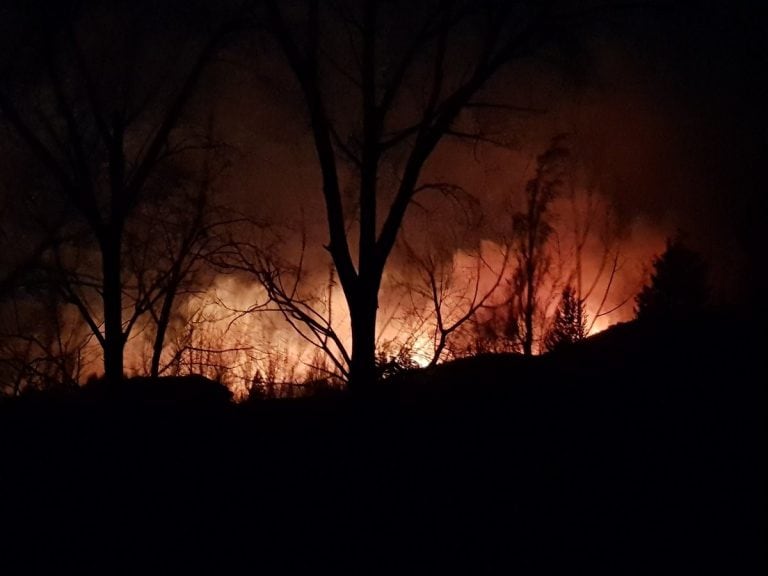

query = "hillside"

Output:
[[1, 315, 764, 574]]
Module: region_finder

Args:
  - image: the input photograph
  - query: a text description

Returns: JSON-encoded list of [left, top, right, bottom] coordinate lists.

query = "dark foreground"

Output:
[[1, 317, 765, 574]]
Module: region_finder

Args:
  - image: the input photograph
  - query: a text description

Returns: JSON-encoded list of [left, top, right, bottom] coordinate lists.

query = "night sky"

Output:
[[209, 0, 763, 298]]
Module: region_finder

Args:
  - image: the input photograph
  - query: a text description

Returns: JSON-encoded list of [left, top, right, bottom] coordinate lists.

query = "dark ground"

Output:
[[1, 315, 765, 574]]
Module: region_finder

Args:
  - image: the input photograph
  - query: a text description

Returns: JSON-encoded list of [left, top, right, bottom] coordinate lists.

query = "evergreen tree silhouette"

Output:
[[635, 236, 709, 321], [544, 285, 586, 352]]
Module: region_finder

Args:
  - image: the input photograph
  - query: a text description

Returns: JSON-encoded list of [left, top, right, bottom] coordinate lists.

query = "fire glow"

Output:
[[108, 201, 667, 397]]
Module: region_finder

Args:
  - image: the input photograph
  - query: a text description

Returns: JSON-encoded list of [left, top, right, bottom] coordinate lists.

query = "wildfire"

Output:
[[60, 190, 668, 397]]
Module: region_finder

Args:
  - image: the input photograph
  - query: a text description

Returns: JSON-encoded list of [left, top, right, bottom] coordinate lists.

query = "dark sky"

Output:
[[2, 0, 765, 304], [203, 1, 765, 301]]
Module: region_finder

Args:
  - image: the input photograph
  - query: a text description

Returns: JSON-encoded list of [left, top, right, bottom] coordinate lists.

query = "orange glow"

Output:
[[81, 193, 669, 395]]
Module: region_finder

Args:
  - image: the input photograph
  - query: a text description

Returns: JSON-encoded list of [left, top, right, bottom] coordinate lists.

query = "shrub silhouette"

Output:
[[84, 374, 232, 405]]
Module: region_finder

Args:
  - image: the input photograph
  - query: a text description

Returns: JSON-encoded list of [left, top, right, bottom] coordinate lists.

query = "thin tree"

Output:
[[560, 160, 629, 334], [508, 136, 568, 355], [125, 121, 233, 379], [398, 232, 510, 367]]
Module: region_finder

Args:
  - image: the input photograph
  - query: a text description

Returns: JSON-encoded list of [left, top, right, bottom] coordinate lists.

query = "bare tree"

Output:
[[508, 136, 569, 355], [560, 172, 629, 335], [214, 224, 351, 381], [124, 127, 233, 379], [258, 0, 572, 389], [458, 136, 635, 355], [158, 294, 257, 391], [0, 289, 93, 395], [398, 230, 510, 367], [0, 2, 232, 383]]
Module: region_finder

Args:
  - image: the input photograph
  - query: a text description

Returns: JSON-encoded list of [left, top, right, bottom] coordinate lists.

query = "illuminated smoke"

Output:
[[112, 191, 668, 395]]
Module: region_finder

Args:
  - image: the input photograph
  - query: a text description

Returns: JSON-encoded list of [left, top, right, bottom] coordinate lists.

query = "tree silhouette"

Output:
[[508, 136, 568, 355], [261, 1, 576, 388], [0, 288, 91, 395], [0, 2, 232, 383], [561, 168, 630, 334], [635, 235, 710, 321], [544, 285, 586, 352], [397, 219, 510, 368]]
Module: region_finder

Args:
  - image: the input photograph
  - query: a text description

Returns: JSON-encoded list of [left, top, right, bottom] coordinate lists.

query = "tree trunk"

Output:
[[150, 283, 178, 379], [523, 284, 534, 356], [102, 230, 125, 383], [347, 283, 379, 393], [522, 322, 533, 356]]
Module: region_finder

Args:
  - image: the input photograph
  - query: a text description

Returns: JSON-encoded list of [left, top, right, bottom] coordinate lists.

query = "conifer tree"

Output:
[[635, 236, 709, 321], [544, 285, 587, 352]]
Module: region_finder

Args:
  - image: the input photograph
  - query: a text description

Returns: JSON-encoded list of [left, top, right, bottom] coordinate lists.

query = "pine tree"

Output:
[[635, 236, 709, 321], [544, 285, 587, 352]]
